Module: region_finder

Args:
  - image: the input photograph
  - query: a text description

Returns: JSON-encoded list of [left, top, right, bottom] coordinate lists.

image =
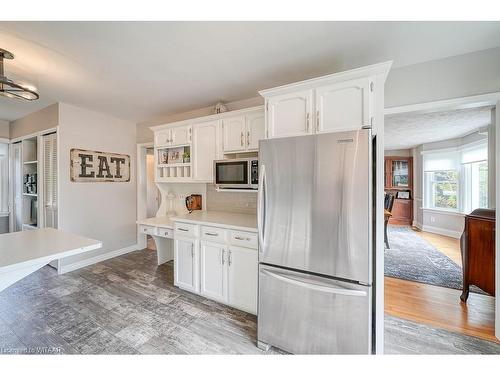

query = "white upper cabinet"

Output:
[[170, 125, 192, 146], [222, 116, 246, 153], [192, 120, 219, 182], [315, 77, 372, 133], [155, 129, 171, 147], [267, 90, 313, 139], [200, 241, 227, 303], [246, 112, 265, 151]]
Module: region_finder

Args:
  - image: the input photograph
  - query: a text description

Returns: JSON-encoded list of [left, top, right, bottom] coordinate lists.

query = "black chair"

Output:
[[384, 193, 395, 249]]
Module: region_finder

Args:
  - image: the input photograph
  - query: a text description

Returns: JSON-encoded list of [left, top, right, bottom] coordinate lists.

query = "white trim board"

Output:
[[58, 244, 140, 275], [421, 225, 462, 239], [384, 92, 500, 115]]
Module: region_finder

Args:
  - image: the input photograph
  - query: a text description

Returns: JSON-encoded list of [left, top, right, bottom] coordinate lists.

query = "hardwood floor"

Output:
[[414, 229, 462, 266], [385, 276, 498, 343]]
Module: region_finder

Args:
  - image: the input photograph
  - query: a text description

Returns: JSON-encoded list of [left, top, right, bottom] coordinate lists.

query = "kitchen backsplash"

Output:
[[206, 184, 257, 215]]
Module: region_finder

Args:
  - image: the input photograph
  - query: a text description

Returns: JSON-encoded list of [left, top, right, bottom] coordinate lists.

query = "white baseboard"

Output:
[[58, 243, 140, 274], [412, 221, 423, 230], [421, 225, 462, 239]]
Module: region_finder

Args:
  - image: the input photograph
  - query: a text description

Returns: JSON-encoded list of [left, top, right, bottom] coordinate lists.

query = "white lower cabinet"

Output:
[[174, 222, 258, 314], [174, 236, 199, 293], [200, 241, 227, 302], [227, 245, 258, 314]]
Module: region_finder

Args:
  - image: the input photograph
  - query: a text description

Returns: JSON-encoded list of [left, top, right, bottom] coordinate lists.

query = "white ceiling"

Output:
[[1, 21, 500, 122], [385, 106, 493, 150]]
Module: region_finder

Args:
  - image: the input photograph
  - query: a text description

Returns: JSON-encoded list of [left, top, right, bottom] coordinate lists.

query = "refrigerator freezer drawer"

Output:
[[258, 264, 371, 354]]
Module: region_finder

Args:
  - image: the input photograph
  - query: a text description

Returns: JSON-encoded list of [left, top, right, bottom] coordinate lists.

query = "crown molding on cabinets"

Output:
[[150, 105, 264, 132], [258, 61, 393, 98]]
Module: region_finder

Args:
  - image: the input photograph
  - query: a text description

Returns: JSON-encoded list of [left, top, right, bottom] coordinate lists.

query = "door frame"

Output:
[[137, 142, 154, 250], [384, 91, 500, 341]]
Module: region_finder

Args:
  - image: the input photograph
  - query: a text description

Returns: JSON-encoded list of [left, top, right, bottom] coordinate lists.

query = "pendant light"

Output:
[[0, 48, 39, 101]]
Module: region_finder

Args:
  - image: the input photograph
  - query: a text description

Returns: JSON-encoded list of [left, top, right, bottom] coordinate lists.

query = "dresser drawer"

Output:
[[157, 227, 173, 238], [200, 226, 227, 243], [139, 225, 157, 236], [229, 230, 258, 249], [174, 222, 198, 238]]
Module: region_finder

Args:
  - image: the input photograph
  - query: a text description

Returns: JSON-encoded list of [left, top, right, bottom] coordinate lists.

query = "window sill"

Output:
[[421, 208, 464, 217]]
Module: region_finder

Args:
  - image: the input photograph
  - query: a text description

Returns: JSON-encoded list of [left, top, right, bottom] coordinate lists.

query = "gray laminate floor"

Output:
[[1, 248, 499, 355]]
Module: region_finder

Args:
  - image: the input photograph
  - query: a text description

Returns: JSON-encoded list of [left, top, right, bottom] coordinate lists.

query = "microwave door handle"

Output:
[[258, 164, 266, 253]]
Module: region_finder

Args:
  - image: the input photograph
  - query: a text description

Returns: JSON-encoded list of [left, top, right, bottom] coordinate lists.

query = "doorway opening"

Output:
[[383, 101, 498, 344]]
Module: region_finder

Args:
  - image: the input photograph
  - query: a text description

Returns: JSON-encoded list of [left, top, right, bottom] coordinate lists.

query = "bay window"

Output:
[[423, 140, 488, 214]]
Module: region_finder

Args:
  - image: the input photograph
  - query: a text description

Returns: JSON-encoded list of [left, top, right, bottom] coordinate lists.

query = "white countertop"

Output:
[[0, 228, 102, 273], [136, 216, 175, 229], [171, 211, 257, 233]]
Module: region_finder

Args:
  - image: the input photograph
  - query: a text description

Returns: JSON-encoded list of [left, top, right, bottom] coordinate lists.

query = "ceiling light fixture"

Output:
[[0, 48, 39, 101]]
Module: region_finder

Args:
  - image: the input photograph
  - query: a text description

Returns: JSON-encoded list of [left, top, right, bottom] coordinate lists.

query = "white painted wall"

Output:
[[57, 103, 137, 268], [386, 47, 500, 108], [0, 120, 9, 139], [146, 150, 159, 217]]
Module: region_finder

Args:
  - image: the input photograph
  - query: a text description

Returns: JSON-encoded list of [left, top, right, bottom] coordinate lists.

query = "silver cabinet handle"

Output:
[[247, 131, 250, 146], [178, 228, 189, 232], [240, 131, 244, 146], [257, 164, 267, 253], [228, 250, 232, 266], [191, 243, 194, 258], [221, 249, 225, 265], [306, 113, 310, 132], [205, 232, 218, 236], [316, 110, 320, 132], [234, 236, 250, 241]]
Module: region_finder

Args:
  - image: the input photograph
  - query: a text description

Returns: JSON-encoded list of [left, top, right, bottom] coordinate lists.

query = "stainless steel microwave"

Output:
[[214, 158, 258, 190]]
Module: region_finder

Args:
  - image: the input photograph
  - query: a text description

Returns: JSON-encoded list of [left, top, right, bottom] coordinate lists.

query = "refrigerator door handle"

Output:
[[258, 164, 266, 253], [261, 269, 367, 297]]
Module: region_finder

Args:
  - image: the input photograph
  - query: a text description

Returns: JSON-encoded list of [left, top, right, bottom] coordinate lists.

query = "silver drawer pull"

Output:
[[235, 236, 250, 241], [205, 232, 218, 236], [178, 228, 189, 232]]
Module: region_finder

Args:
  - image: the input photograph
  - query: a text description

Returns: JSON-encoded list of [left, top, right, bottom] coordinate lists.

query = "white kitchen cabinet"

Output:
[[192, 120, 219, 182], [170, 125, 192, 146], [246, 112, 265, 151], [222, 116, 246, 153], [227, 245, 258, 314], [174, 236, 199, 293], [315, 77, 372, 133], [266, 90, 313, 139], [200, 241, 227, 303], [155, 129, 171, 147]]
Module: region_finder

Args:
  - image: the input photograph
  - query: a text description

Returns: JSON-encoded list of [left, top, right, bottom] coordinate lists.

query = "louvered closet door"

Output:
[[43, 133, 58, 229]]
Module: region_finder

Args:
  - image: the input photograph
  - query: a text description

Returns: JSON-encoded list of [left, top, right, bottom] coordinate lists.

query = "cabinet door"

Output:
[[267, 90, 313, 139], [155, 129, 171, 146], [174, 236, 199, 293], [192, 121, 220, 182], [200, 241, 227, 303], [227, 246, 258, 314], [315, 78, 371, 133], [246, 112, 265, 151], [170, 125, 192, 146], [222, 116, 246, 153]]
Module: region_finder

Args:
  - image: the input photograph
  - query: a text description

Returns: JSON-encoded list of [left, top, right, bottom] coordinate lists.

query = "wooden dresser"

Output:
[[460, 208, 496, 302], [384, 156, 413, 225]]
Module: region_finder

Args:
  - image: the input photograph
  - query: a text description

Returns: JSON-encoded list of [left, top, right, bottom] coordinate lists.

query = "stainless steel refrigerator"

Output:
[[257, 129, 373, 354]]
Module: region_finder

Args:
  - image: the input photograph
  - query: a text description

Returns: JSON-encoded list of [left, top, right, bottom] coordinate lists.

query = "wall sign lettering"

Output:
[[70, 149, 130, 182]]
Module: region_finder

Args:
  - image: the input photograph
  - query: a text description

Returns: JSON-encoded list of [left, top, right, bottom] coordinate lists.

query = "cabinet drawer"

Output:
[[201, 226, 227, 243], [229, 231, 258, 249], [139, 225, 157, 236], [157, 227, 174, 238], [174, 222, 198, 238]]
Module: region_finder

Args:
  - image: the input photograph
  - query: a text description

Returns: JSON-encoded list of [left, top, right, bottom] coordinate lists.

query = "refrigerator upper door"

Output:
[[258, 130, 372, 284], [258, 264, 371, 354]]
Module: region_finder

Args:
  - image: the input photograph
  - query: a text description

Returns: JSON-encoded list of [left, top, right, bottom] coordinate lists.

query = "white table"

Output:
[[0, 228, 102, 292]]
